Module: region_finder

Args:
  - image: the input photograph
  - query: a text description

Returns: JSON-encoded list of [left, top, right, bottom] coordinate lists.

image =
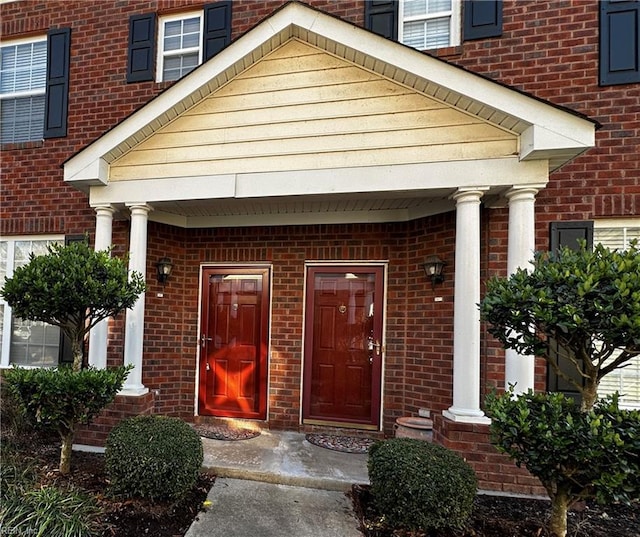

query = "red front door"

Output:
[[302, 266, 384, 428], [198, 268, 269, 419]]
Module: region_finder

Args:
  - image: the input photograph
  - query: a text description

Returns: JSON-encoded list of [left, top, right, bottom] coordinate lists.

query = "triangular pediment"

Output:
[[109, 39, 517, 181]]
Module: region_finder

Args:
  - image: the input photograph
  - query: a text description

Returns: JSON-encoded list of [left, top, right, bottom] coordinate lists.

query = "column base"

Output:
[[443, 408, 491, 425], [118, 385, 150, 396]]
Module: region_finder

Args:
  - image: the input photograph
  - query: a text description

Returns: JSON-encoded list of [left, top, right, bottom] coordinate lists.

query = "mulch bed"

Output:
[[14, 442, 215, 537], [191, 423, 261, 441], [351, 484, 640, 537], [305, 433, 377, 453]]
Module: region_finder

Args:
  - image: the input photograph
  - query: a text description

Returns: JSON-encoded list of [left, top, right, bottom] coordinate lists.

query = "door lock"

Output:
[[367, 336, 383, 363]]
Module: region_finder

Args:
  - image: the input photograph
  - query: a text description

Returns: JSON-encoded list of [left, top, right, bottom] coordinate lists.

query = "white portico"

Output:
[[63, 3, 595, 421]]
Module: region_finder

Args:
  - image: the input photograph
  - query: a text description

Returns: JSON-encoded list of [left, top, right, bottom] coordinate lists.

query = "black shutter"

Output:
[[599, 1, 640, 86], [127, 13, 156, 83], [547, 221, 594, 402], [549, 221, 594, 254], [58, 235, 88, 366], [203, 1, 232, 61], [364, 0, 398, 40], [43, 28, 70, 139], [464, 0, 503, 40]]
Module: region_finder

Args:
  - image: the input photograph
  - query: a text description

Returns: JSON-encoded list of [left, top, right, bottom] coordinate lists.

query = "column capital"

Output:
[[90, 204, 115, 215], [125, 203, 153, 215], [452, 187, 490, 204], [505, 184, 546, 201]]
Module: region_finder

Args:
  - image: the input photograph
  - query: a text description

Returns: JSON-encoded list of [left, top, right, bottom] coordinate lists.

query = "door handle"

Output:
[[373, 340, 381, 356], [200, 334, 213, 348]]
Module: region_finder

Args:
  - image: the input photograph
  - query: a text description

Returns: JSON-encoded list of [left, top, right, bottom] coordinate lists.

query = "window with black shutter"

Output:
[[547, 221, 594, 403], [599, 0, 640, 86]]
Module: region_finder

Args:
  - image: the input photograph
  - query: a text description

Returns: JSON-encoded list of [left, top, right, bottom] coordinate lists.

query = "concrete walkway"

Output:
[[185, 430, 369, 537]]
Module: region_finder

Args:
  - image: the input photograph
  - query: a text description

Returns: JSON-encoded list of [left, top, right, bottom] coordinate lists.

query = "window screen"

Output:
[[0, 39, 46, 143]]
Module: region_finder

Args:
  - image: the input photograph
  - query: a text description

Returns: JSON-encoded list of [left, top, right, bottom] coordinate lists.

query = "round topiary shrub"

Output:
[[368, 438, 477, 531], [105, 415, 203, 502]]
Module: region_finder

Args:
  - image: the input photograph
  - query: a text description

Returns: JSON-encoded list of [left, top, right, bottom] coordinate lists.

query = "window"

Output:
[[0, 237, 63, 368], [0, 37, 47, 144], [595, 220, 640, 408], [157, 12, 203, 82], [399, 0, 461, 50]]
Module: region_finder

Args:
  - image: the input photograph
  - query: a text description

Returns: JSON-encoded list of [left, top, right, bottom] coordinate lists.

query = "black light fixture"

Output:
[[156, 257, 173, 286], [423, 255, 446, 289]]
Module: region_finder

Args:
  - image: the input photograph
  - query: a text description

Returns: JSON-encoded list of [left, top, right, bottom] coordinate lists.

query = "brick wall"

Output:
[[433, 414, 546, 496]]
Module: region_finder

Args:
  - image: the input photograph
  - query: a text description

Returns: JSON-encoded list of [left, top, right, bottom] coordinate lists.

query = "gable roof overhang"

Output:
[[63, 2, 596, 228]]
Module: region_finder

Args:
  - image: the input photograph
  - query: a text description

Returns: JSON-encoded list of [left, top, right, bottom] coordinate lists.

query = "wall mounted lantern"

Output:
[[423, 255, 446, 289], [156, 257, 173, 286]]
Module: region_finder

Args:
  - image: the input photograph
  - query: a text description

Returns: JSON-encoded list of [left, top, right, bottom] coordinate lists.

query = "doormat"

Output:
[[305, 433, 377, 454], [192, 424, 261, 441]]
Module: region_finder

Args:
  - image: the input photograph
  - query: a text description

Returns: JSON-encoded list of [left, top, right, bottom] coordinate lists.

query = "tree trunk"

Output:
[[59, 429, 74, 475], [549, 491, 569, 537], [581, 378, 599, 412], [72, 333, 83, 371]]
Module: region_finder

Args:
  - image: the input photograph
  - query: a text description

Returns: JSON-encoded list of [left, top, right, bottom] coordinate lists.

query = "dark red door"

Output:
[[303, 266, 384, 427], [198, 268, 269, 419]]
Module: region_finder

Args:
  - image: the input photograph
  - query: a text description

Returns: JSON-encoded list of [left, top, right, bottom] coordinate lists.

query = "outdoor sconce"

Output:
[[423, 255, 446, 290], [156, 257, 173, 286]]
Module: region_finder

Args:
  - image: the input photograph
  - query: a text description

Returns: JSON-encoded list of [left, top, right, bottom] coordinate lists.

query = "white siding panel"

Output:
[[111, 39, 516, 182]]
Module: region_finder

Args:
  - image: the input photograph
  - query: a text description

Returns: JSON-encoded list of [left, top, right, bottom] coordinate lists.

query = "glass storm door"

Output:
[[198, 268, 269, 419], [302, 266, 384, 428]]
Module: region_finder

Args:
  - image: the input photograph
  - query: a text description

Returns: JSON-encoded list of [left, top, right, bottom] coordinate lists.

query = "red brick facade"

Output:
[[1, 1, 637, 494]]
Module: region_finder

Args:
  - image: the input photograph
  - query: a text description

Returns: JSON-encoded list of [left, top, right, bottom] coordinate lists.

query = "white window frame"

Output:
[[398, 0, 461, 50], [594, 218, 640, 409], [0, 35, 47, 144], [0, 235, 64, 368], [156, 11, 203, 83]]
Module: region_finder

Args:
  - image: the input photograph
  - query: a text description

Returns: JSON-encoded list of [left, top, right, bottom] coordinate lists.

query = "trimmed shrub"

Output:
[[486, 390, 640, 537], [368, 438, 477, 531], [105, 415, 203, 502]]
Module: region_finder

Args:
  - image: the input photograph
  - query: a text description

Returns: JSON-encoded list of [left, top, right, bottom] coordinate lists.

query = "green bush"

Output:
[[486, 389, 640, 536], [105, 415, 203, 502], [0, 484, 103, 537], [368, 438, 477, 531], [4, 365, 130, 474]]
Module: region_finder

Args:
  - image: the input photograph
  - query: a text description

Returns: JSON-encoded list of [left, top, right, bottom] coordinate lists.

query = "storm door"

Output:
[[198, 267, 269, 419], [302, 266, 384, 428]]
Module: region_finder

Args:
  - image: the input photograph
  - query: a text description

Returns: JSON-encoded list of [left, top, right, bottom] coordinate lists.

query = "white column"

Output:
[[121, 203, 151, 395], [444, 188, 490, 424], [504, 186, 542, 393], [88, 205, 115, 369]]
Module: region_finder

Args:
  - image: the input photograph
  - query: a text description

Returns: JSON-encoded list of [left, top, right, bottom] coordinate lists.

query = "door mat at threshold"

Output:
[[192, 424, 260, 441], [305, 433, 377, 454]]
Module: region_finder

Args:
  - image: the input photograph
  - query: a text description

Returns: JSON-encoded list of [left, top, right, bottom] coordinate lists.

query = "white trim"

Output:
[[88, 159, 548, 206], [594, 218, 640, 229]]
